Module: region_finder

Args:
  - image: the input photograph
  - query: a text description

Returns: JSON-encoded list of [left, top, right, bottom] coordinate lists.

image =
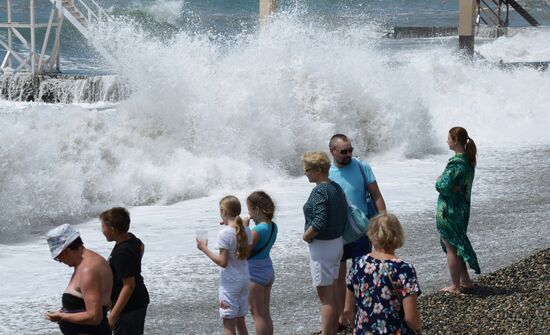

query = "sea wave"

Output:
[[1, 9, 550, 239]]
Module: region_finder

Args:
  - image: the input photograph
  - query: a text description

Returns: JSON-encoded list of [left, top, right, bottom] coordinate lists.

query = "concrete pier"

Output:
[[259, 0, 277, 27], [458, 0, 477, 55], [388, 26, 506, 39], [0, 73, 128, 103]]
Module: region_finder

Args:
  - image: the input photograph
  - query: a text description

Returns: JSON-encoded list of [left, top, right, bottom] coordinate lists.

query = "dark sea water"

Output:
[[2, 0, 550, 74]]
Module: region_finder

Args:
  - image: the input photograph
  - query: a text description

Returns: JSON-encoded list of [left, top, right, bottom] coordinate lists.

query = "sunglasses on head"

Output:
[[338, 147, 353, 155]]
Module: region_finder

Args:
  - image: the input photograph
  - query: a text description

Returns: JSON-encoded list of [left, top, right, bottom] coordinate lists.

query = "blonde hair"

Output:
[[247, 191, 275, 220], [302, 151, 331, 174], [220, 195, 249, 260], [367, 213, 405, 251]]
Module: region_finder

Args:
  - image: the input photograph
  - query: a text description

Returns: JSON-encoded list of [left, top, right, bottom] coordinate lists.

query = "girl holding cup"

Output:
[[197, 195, 253, 335]]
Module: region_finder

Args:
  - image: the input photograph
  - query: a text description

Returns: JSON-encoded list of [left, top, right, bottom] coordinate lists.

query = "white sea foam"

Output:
[[1, 11, 550, 237], [478, 27, 550, 61], [144, 0, 185, 25]]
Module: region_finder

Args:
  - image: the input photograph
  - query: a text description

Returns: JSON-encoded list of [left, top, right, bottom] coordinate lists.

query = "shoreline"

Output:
[[1, 147, 549, 335], [419, 247, 549, 335], [315, 247, 550, 335]]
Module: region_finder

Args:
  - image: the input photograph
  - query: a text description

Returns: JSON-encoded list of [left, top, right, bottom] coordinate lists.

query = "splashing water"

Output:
[[1, 6, 550, 239]]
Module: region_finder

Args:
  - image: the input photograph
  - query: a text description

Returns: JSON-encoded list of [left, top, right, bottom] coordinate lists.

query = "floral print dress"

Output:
[[346, 254, 421, 335], [436, 153, 480, 274]]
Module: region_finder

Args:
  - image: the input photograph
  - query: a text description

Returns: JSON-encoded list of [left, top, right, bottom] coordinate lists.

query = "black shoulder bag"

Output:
[[357, 158, 378, 219]]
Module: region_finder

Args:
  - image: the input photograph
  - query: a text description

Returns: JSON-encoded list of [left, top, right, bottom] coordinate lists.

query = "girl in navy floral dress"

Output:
[[343, 213, 422, 335]]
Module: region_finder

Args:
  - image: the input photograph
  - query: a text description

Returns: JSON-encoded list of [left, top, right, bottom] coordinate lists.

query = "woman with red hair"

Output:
[[436, 126, 481, 293]]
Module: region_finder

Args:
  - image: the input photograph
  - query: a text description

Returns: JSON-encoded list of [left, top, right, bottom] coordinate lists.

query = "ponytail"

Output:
[[219, 195, 249, 260], [465, 137, 477, 167], [235, 216, 249, 260], [449, 126, 477, 167]]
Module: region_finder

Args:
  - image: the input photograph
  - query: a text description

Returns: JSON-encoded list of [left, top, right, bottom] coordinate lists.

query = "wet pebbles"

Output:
[[315, 248, 550, 335], [419, 248, 549, 335]]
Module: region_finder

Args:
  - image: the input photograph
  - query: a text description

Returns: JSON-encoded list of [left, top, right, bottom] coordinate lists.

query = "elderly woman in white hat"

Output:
[[44, 224, 113, 335]]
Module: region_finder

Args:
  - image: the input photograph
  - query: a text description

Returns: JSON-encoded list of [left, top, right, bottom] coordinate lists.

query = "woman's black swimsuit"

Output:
[[58, 293, 111, 335]]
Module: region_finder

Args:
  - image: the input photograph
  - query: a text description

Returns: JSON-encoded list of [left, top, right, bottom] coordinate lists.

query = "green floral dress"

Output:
[[436, 153, 480, 274]]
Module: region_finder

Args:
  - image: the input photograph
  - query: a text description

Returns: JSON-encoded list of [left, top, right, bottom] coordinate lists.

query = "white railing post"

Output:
[[7, 0, 13, 68], [38, 7, 57, 72], [55, 0, 64, 72], [30, 0, 36, 74]]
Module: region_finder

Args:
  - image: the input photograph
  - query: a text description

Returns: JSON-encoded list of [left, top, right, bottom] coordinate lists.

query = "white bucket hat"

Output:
[[46, 224, 80, 259]]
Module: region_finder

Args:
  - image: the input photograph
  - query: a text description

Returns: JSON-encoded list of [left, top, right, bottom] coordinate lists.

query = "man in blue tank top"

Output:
[[328, 134, 387, 329]]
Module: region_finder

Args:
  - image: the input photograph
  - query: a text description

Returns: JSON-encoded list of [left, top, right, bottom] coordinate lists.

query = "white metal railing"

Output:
[[72, 0, 112, 23], [50, 0, 111, 28], [1, 0, 112, 74]]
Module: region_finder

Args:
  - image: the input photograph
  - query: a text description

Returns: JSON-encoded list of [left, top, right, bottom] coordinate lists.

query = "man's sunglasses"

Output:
[[338, 147, 354, 155]]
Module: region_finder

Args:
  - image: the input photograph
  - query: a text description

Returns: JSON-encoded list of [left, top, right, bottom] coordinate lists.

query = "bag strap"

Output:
[[382, 261, 399, 299], [382, 261, 422, 335], [248, 223, 276, 259], [355, 158, 370, 199]]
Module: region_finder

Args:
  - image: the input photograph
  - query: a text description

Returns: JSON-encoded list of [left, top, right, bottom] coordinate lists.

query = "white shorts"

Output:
[[308, 237, 344, 287], [218, 280, 249, 319]]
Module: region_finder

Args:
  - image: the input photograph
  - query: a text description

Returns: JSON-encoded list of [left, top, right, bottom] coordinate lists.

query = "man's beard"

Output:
[[338, 156, 352, 166]]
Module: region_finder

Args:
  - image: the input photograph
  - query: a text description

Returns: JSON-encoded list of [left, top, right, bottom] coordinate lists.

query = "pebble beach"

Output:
[[419, 247, 550, 335], [319, 247, 550, 335]]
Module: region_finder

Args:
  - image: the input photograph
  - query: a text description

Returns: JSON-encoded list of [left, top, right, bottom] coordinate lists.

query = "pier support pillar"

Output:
[[259, 0, 277, 27], [30, 0, 36, 74], [458, 0, 476, 56], [7, 0, 13, 68]]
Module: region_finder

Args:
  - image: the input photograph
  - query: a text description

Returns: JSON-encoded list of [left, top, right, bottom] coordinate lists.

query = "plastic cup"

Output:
[[196, 230, 208, 242]]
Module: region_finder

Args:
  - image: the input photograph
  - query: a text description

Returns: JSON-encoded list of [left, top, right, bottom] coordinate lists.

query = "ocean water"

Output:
[[1, 1, 550, 334]]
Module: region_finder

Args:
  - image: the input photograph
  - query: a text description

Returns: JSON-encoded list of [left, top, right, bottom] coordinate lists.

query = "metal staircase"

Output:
[[476, 0, 540, 27], [0, 0, 113, 75], [62, 0, 88, 26], [51, 0, 112, 39], [506, 0, 539, 26]]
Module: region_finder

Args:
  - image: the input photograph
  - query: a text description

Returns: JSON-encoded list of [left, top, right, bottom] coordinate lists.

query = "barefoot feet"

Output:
[[441, 285, 461, 294]]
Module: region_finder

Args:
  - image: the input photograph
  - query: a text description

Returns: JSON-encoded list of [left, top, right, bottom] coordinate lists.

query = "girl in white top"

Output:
[[197, 195, 253, 335]]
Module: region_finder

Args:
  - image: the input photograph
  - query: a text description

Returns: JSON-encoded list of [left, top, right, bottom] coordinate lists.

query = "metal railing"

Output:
[[476, 0, 539, 27], [71, 0, 112, 23], [477, 0, 509, 26]]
